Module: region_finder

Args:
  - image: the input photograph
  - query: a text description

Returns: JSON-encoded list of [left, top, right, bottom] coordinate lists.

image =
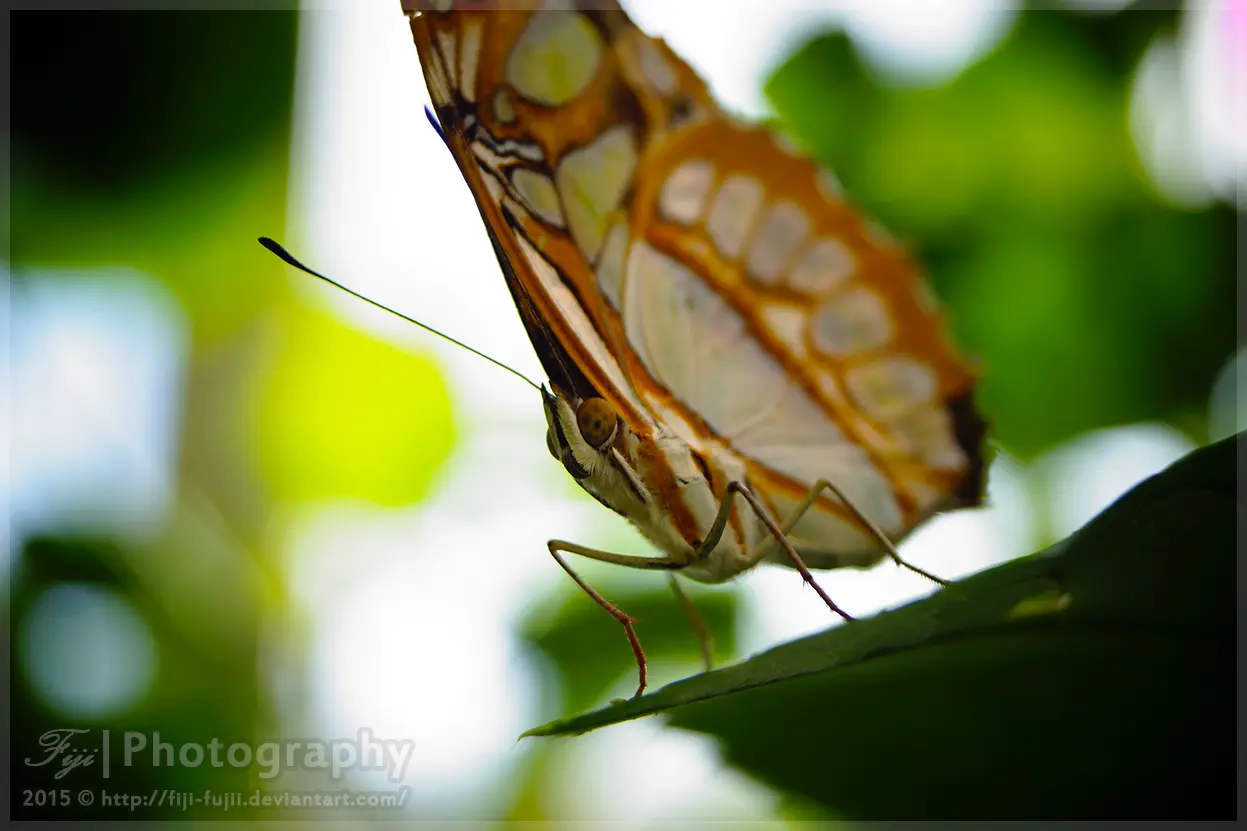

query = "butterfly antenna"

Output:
[[420, 106, 587, 403], [258, 237, 542, 393]]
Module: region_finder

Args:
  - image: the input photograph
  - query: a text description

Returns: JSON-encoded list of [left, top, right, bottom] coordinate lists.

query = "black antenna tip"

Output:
[[258, 236, 316, 276], [255, 234, 542, 392], [258, 236, 287, 259]]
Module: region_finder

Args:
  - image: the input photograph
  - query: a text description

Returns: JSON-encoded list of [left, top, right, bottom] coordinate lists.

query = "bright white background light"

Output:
[[1038, 424, 1196, 541], [6, 269, 187, 556]]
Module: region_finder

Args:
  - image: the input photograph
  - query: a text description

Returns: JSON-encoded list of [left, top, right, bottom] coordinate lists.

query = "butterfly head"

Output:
[[540, 385, 652, 514], [541, 386, 620, 477], [575, 397, 621, 450]]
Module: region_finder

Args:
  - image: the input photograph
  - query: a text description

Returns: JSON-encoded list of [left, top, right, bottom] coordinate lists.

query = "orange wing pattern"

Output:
[[623, 117, 985, 561], [405, 2, 714, 426], [405, 1, 985, 566]]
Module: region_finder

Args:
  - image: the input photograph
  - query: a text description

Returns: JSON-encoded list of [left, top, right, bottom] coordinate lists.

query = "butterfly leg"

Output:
[[546, 542, 656, 697], [666, 573, 714, 672], [544, 485, 745, 696], [777, 478, 949, 587], [721, 481, 855, 621]]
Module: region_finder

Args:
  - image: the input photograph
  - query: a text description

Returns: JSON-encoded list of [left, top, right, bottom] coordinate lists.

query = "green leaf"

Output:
[[524, 434, 1237, 819]]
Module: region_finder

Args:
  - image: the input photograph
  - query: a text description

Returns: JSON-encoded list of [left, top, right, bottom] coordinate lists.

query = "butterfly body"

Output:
[[543, 385, 766, 583], [403, 0, 986, 692]]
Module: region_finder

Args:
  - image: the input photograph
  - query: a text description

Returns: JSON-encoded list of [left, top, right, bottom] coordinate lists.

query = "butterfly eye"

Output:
[[576, 397, 620, 450]]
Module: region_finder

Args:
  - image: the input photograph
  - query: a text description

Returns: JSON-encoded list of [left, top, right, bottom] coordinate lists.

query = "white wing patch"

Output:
[[760, 303, 808, 359], [635, 36, 678, 95], [643, 394, 710, 453], [505, 10, 603, 107], [596, 220, 628, 309], [787, 236, 855, 294], [510, 168, 566, 228], [846, 356, 937, 419], [492, 87, 517, 124], [556, 124, 638, 263], [706, 174, 764, 260], [514, 233, 647, 418], [457, 19, 483, 102], [747, 200, 810, 285], [810, 287, 892, 357], [435, 28, 458, 86], [623, 241, 901, 530], [423, 39, 454, 105], [891, 406, 965, 470], [659, 159, 715, 226]]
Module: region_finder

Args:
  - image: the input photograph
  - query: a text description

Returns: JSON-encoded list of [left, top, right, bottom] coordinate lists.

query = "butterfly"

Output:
[[402, 0, 987, 697]]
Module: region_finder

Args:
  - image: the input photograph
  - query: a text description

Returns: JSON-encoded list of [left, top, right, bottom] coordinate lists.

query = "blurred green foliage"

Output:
[[11, 12, 299, 345], [523, 578, 737, 714], [766, 7, 1236, 456], [12, 536, 263, 820], [249, 302, 455, 507], [10, 10, 455, 822]]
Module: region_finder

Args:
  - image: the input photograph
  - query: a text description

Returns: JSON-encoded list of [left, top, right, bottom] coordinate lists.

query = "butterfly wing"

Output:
[[406, 1, 986, 567], [406, 1, 715, 433], [620, 115, 986, 564]]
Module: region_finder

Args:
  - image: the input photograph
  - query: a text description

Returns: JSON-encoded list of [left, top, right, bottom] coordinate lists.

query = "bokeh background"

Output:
[[8, 0, 1242, 823]]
